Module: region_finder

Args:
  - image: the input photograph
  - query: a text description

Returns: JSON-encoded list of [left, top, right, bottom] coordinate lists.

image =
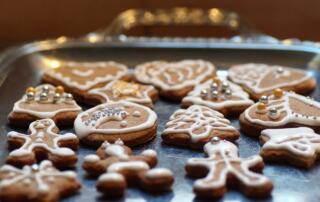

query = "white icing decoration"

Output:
[[182, 79, 254, 109], [104, 143, 129, 160], [141, 149, 157, 158], [228, 63, 311, 94], [145, 168, 173, 179], [134, 60, 216, 91], [7, 119, 78, 157], [162, 105, 237, 142], [244, 91, 320, 127], [98, 172, 125, 182], [120, 120, 127, 127], [133, 111, 141, 117], [74, 101, 157, 139], [107, 161, 150, 173], [0, 160, 77, 192], [45, 61, 128, 90], [12, 84, 82, 118], [187, 139, 271, 191], [84, 154, 100, 162], [71, 69, 94, 77], [261, 127, 320, 158]]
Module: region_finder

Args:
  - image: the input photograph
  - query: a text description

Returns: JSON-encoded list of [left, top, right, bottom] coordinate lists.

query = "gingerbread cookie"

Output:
[[240, 89, 320, 136], [42, 60, 129, 103], [162, 105, 239, 149], [134, 60, 216, 101], [186, 137, 273, 199], [8, 84, 82, 127], [74, 101, 158, 147], [182, 77, 254, 116], [7, 119, 79, 168], [228, 63, 316, 100], [0, 160, 81, 202], [86, 80, 158, 108], [260, 127, 320, 168], [83, 139, 174, 197]]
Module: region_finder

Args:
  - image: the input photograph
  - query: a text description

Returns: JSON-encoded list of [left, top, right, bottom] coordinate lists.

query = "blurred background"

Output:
[[1, 1, 320, 49]]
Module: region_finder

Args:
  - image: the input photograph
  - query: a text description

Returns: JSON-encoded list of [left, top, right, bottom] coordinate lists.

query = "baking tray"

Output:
[[1, 8, 320, 202]]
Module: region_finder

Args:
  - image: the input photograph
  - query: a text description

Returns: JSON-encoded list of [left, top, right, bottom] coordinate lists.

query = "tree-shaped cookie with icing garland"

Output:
[[186, 137, 273, 199], [74, 101, 158, 147], [240, 89, 320, 136], [162, 105, 239, 149], [134, 60, 216, 101], [8, 84, 82, 127], [82, 139, 174, 197], [182, 76, 254, 116], [260, 127, 320, 168], [228, 63, 316, 100], [86, 80, 158, 108], [42, 60, 129, 103], [6, 119, 79, 168], [0, 160, 81, 202]]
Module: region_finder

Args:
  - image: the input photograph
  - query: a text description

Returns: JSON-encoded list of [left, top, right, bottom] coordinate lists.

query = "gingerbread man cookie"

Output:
[[162, 105, 239, 149], [86, 80, 158, 108], [83, 139, 174, 197], [0, 160, 81, 202], [42, 60, 129, 103], [240, 89, 320, 136], [228, 63, 316, 100], [186, 137, 273, 199], [182, 77, 254, 116], [74, 101, 158, 147], [8, 84, 82, 127], [260, 127, 320, 168], [134, 60, 216, 101], [7, 119, 79, 168]]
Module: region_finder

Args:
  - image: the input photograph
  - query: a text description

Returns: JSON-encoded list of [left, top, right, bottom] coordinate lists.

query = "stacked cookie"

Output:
[[1, 59, 318, 201]]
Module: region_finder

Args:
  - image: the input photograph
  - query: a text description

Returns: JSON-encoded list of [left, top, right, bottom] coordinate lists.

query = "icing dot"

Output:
[[23, 178, 32, 185], [120, 121, 127, 127], [132, 111, 141, 117], [145, 168, 173, 179], [141, 149, 157, 157]]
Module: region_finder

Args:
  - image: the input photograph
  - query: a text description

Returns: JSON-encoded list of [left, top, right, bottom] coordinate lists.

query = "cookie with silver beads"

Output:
[[240, 88, 320, 136], [8, 84, 82, 127], [74, 100, 158, 147], [228, 63, 316, 100], [181, 76, 254, 116]]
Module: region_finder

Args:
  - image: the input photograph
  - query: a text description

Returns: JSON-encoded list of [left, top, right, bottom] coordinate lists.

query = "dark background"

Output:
[[1, 1, 320, 48]]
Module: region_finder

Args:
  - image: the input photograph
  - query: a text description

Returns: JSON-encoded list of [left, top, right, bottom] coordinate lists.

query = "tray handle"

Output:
[[88, 7, 269, 41]]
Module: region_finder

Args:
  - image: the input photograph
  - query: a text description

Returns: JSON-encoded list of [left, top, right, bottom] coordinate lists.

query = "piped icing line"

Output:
[[74, 101, 157, 138], [162, 105, 236, 142], [88, 80, 155, 104], [71, 69, 94, 77], [244, 91, 320, 127], [0, 160, 77, 192], [228, 63, 311, 94], [12, 84, 82, 118], [261, 127, 320, 158], [45, 61, 128, 91], [134, 60, 216, 91], [187, 138, 271, 190], [182, 79, 254, 109], [7, 119, 78, 157]]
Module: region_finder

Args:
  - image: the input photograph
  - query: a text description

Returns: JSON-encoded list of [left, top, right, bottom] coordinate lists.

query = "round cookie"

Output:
[[240, 89, 320, 136], [86, 80, 158, 108], [228, 63, 316, 100], [8, 84, 82, 127], [181, 77, 254, 116], [162, 105, 239, 149], [74, 101, 158, 147], [42, 60, 129, 103], [133, 60, 216, 101]]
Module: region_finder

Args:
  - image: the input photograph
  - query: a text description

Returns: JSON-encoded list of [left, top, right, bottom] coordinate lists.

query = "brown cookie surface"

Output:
[[0, 160, 81, 202], [260, 127, 320, 168], [8, 84, 82, 127], [82, 139, 174, 197], [7, 119, 79, 168], [133, 60, 216, 101], [181, 77, 254, 116], [86, 80, 158, 108], [228, 63, 316, 100], [162, 105, 239, 149], [74, 101, 158, 147], [185, 137, 273, 199]]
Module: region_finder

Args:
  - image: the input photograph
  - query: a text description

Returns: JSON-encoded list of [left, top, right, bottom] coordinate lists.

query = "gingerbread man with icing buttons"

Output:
[[82, 139, 174, 197], [6, 119, 79, 168]]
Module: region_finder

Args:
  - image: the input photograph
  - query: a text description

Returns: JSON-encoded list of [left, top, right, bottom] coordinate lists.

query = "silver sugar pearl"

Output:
[[26, 92, 35, 101], [259, 95, 269, 104], [276, 67, 284, 74], [42, 85, 50, 93], [225, 89, 232, 96], [210, 82, 218, 90], [53, 93, 61, 102], [268, 107, 278, 116], [211, 90, 219, 99], [200, 89, 208, 98], [211, 136, 220, 143], [39, 92, 48, 101], [31, 164, 39, 171], [64, 93, 73, 101], [221, 82, 229, 90]]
